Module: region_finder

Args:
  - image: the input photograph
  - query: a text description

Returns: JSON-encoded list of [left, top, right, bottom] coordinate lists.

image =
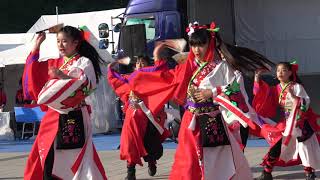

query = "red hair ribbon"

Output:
[[79, 26, 91, 42]]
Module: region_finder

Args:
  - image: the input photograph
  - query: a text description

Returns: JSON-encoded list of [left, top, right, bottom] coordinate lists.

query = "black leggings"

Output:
[[269, 139, 282, 158], [240, 126, 249, 148], [43, 144, 55, 180], [143, 122, 163, 162]]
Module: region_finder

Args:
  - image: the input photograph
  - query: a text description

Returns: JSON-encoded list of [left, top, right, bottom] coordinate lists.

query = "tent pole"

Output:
[[56, 6, 59, 24]]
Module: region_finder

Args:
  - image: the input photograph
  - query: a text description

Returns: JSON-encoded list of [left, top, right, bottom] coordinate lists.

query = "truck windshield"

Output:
[[126, 18, 155, 42]]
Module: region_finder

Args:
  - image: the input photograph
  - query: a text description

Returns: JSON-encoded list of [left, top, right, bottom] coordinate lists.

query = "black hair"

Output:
[[189, 29, 211, 47], [188, 28, 274, 74], [58, 26, 104, 82], [276, 62, 302, 84], [136, 55, 150, 65], [215, 32, 275, 74]]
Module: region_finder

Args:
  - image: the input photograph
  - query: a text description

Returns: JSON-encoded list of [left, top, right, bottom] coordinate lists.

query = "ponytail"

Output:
[[215, 33, 275, 74], [78, 40, 104, 82], [58, 26, 104, 82]]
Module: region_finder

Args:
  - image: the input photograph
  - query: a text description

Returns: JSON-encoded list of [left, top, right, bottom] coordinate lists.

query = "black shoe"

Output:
[[306, 172, 316, 180], [125, 166, 136, 180], [148, 161, 157, 176], [254, 170, 273, 180]]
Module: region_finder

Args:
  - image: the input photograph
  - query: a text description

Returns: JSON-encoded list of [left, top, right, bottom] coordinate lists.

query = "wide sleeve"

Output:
[[292, 83, 310, 110], [130, 57, 196, 107], [291, 83, 317, 132], [200, 62, 258, 129], [107, 66, 130, 106], [128, 59, 182, 115], [252, 80, 278, 118], [37, 57, 97, 113], [199, 61, 235, 97], [22, 50, 49, 101]]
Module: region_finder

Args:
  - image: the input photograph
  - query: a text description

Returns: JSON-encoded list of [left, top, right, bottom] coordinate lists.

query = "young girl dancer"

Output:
[[253, 62, 320, 180], [128, 22, 274, 180], [107, 55, 170, 180], [23, 26, 107, 180]]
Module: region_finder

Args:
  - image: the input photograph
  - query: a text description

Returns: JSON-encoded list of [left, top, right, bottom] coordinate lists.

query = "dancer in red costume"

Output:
[[253, 62, 320, 180], [23, 26, 107, 180], [107, 55, 170, 180], [128, 22, 274, 180]]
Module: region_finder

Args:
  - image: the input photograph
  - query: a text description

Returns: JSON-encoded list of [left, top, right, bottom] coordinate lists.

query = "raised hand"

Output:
[[254, 68, 269, 82], [32, 32, 46, 52]]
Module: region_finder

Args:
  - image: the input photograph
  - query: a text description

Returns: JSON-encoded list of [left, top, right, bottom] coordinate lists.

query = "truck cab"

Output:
[[119, 0, 185, 58]]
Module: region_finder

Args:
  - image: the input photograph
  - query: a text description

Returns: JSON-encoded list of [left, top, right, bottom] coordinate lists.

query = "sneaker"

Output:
[[254, 170, 273, 180], [125, 165, 136, 180], [148, 161, 157, 176], [306, 172, 316, 180]]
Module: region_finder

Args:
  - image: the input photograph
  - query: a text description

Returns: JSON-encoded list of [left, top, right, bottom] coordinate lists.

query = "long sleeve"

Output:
[[107, 66, 131, 110], [200, 61, 258, 128], [128, 59, 182, 115], [129, 57, 196, 107], [199, 61, 235, 97], [36, 57, 97, 113], [292, 83, 310, 110], [22, 50, 49, 101], [252, 80, 277, 118]]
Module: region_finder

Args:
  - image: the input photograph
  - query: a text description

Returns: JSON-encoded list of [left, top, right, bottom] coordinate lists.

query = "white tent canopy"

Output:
[[0, 8, 125, 66], [0, 33, 59, 65], [28, 8, 124, 54], [0, 33, 35, 45], [0, 33, 35, 63]]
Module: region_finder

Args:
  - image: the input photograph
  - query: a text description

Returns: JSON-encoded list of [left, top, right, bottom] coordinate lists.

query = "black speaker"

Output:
[[119, 24, 147, 64], [98, 23, 109, 38]]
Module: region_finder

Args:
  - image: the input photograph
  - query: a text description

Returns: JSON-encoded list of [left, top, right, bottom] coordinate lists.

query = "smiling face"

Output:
[[191, 42, 209, 61], [57, 32, 79, 57], [276, 64, 292, 83]]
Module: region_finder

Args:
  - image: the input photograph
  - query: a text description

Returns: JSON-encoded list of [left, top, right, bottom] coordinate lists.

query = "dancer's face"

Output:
[[191, 42, 209, 61], [135, 58, 148, 70], [276, 64, 292, 83], [57, 32, 79, 57]]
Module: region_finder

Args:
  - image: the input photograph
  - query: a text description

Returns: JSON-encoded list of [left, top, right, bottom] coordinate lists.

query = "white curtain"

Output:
[[234, 0, 320, 75], [86, 63, 122, 134]]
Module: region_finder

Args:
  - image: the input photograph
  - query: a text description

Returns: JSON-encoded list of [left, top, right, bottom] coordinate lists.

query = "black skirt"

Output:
[[198, 114, 230, 147], [56, 110, 85, 149]]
